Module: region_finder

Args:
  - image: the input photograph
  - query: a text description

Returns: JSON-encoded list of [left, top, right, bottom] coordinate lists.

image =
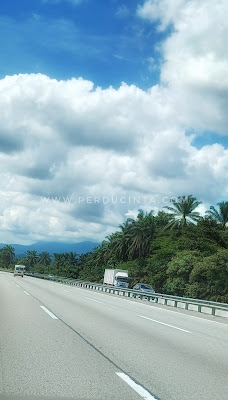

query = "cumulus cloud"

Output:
[[137, 0, 186, 30], [1, 0, 228, 243], [0, 72, 227, 244], [138, 0, 228, 134]]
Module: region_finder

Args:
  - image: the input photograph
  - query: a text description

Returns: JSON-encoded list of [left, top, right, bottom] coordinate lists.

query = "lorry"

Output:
[[14, 265, 25, 277], [103, 269, 129, 288]]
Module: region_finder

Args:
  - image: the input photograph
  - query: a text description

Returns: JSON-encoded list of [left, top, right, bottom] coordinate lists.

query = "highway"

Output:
[[0, 271, 228, 400]]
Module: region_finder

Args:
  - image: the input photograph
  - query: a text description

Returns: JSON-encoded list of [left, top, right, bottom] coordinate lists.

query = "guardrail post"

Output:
[[164, 298, 168, 305], [185, 303, 189, 310], [198, 305, 202, 312], [211, 307, 216, 316], [174, 300, 178, 307]]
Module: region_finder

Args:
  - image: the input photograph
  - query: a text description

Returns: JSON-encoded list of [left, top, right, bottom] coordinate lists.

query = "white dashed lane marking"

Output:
[[140, 315, 190, 333], [40, 306, 58, 319], [84, 296, 102, 304], [116, 372, 158, 400]]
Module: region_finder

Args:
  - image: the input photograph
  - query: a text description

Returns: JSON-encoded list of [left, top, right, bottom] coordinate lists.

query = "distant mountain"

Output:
[[0, 241, 100, 256]]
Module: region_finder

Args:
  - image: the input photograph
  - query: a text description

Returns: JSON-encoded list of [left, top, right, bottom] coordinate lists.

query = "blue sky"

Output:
[[0, 0, 227, 244], [1, 0, 226, 150], [192, 132, 228, 150], [0, 0, 165, 88]]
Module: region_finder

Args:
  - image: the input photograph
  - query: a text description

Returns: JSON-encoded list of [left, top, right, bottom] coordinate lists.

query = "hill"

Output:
[[0, 241, 100, 256]]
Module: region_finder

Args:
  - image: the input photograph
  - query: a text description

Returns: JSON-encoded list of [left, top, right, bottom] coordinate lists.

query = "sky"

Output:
[[0, 0, 227, 245]]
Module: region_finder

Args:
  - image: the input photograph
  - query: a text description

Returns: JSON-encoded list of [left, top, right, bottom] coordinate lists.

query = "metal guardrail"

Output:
[[26, 272, 228, 319]]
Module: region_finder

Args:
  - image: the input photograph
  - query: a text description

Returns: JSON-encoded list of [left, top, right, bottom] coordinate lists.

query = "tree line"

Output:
[[1, 195, 228, 302]]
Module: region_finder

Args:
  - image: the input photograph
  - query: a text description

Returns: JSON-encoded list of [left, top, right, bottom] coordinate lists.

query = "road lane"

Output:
[[0, 273, 146, 400], [16, 273, 228, 341], [1, 272, 228, 400]]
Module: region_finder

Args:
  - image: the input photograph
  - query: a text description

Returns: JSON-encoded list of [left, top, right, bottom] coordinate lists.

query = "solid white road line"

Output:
[[140, 315, 190, 333], [40, 306, 58, 320], [116, 372, 157, 400], [15, 284, 20, 287], [23, 291, 30, 296], [84, 296, 102, 304]]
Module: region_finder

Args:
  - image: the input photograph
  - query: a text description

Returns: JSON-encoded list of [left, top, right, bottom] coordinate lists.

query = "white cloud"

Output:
[[0, 70, 227, 244], [1, 0, 228, 243], [138, 0, 228, 134], [137, 0, 186, 31]]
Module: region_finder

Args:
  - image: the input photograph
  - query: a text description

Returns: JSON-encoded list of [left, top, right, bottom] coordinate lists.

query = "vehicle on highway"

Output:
[[49, 274, 55, 279], [133, 283, 155, 298], [103, 269, 129, 288], [14, 265, 25, 277]]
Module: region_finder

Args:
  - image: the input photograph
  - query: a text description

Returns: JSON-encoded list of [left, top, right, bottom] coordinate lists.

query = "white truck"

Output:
[[14, 265, 25, 277], [103, 269, 129, 288]]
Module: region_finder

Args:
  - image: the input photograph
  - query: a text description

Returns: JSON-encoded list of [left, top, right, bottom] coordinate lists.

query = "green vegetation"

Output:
[[0, 245, 15, 268], [1, 196, 228, 302], [163, 195, 202, 228]]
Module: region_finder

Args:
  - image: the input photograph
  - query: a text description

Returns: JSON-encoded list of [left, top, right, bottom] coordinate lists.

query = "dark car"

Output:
[[132, 283, 155, 299]]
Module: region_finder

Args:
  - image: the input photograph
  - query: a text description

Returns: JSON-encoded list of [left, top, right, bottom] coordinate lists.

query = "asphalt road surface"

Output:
[[0, 271, 228, 400]]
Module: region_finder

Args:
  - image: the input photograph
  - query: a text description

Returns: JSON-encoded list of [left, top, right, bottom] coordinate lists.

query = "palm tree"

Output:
[[128, 210, 155, 259], [53, 253, 62, 265], [4, 245, 15, 262], [68, 251, 78, 265], [107, 231, 130, 262], [95, 240, 113, 264], [154, 211, 174, 228], [206, 201, 228, 228], [26, 250, 39, 267], [0, 245, 15, 268], [119, 218, 134, 231], [65, 252, 78, 265], [163, 195, 202, 228], [38, 251, 51, 266], [53, 253, 66, 275]]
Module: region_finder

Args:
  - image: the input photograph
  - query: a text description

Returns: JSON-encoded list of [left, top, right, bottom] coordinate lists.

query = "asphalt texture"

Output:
[[0, 271, 228, 400]]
